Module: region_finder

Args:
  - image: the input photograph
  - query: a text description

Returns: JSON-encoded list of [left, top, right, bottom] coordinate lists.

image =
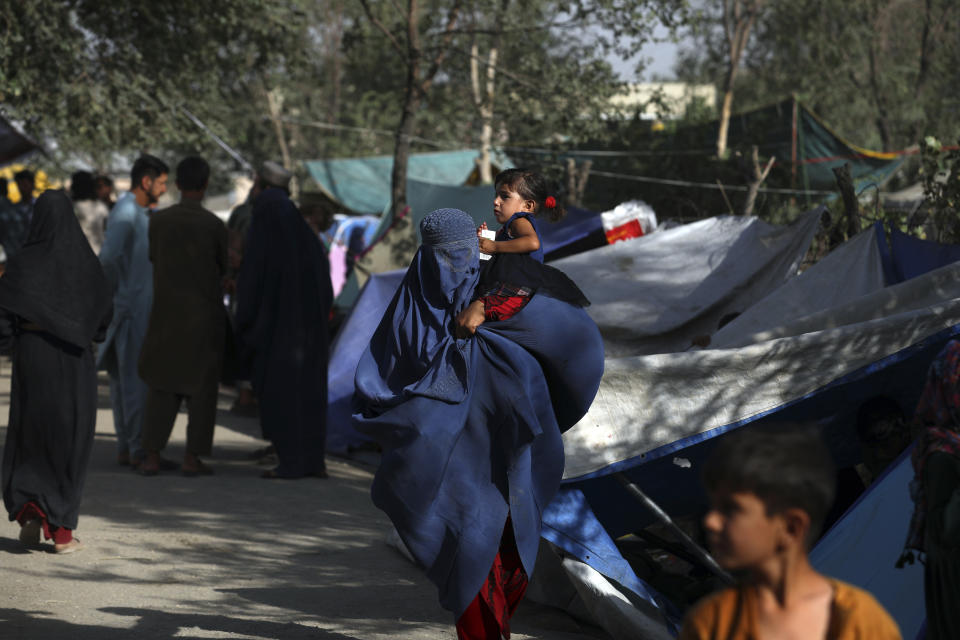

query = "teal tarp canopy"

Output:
[[335, 179, 499, 309], [687, 98, 904, 193], [367, 179, 499, 244], [304, 149, 510, 215]]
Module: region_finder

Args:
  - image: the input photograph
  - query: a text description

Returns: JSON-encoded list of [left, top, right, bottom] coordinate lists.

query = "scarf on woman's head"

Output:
[[0, 190, 111, 348], [899, 340, 960, 566]]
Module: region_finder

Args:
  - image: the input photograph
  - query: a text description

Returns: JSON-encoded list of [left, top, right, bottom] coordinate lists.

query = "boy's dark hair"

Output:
[[95, 174, 113, 189], [130, 154, 169, 191], [70, 171, 97, 201], [13, 169, 34, 183], [495, 167, 566, 222], [703, 424, 836, 543], [175, 156, 210, 192]]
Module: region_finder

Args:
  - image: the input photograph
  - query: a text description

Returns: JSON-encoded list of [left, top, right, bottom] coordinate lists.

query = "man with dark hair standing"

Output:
[[98, 154, 169, 468], [137, 156, 226, 476], [13, 169, 35, 217]]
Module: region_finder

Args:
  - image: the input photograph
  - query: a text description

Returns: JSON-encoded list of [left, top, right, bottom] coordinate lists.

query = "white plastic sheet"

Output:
[[553, 210, 823, 357], [710, 226, 886, 349], [562, 262, 960, 479]]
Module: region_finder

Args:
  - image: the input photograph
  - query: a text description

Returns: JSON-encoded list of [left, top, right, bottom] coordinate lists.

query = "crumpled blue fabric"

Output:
[[353, 208, 603, 617]]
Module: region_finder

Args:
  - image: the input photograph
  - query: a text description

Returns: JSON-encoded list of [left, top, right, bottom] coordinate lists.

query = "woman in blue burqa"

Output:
[[353, 208, 604, 639]]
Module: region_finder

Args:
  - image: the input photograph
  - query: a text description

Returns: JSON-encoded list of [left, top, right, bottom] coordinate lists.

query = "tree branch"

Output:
[[420, 0, 462, 94], [358, 0, 407, 60]]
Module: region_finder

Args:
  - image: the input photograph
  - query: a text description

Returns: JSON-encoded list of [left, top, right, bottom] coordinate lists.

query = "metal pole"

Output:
[[614, 472, 734, 585], [179, 106, 253, 172]]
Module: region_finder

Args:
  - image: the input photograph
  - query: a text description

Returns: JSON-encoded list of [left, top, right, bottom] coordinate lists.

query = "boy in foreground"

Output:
[[680, 425, 901, 639]]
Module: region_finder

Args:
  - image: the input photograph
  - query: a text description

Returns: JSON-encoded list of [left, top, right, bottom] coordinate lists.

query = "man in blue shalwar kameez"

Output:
[[97, 155, 168, 468]]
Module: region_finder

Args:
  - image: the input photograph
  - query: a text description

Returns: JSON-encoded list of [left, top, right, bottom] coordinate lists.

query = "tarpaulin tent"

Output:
[[562, 261, 960, 480], [0, 113, 38, 166], [304, 149, 511, 215], [710, 224, 887, 348], [550, 208, 823, 357], [327, 270, 405, 455], [540, 246, 960, 639], [337, 181, 500, 309], [809, 447, 924, 638], [881, 226, 960, 285]]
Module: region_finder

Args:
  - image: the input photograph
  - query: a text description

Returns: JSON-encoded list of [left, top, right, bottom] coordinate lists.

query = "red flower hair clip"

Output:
[[544, 196, 557, 209]]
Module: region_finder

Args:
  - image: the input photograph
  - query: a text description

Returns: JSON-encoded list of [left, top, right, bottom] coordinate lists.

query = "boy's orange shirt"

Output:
[[679, 579, 901, 640]]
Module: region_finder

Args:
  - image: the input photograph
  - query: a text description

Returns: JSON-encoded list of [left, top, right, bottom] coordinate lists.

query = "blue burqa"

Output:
[[353, 208, 604, 617]]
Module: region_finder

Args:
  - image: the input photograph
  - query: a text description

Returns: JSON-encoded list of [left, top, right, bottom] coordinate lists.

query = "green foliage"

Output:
[[919, 136, 960, 242], [677, 0, 960, 153], [0, 0, 314, 174]]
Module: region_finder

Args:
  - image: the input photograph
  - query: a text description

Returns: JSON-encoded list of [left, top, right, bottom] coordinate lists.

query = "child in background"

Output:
[[680, 425, 901, 640]]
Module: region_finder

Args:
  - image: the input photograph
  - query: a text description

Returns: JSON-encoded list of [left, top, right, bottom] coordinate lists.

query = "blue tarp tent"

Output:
[[545, 236, 960, 638], [810, 446, 924, 638], [879, 224, 960, 285], [327, 270, 405, 455], [541, 205, 605, 260]]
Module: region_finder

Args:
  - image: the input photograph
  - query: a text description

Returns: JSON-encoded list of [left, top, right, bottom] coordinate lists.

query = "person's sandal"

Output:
[[54, 539, 82, 554]]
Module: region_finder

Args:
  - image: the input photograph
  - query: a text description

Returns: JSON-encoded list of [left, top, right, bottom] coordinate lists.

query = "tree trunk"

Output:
[[832, 163, 860, 241], [476, 46, 498, 184], [362, 0, 459, 216], [716, 0, 764, 159], [742, 145, 774, 216], [391, 63, 420, 217], [867, 44, 892, 150], [326, 0, 344, 124], [716, 81, 736, 159], [470, 2, 506, 184], [565, 158, 593, 208], [264, 86, 291, 170]]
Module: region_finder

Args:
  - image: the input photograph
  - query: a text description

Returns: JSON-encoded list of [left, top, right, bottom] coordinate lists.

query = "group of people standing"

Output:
[[1, 153, 332, 553]]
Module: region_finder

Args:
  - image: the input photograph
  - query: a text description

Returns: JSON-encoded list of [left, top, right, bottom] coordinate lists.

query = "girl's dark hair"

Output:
[[494, 167, 565, 222], [703, 423, 836, 545], [70, 171, 97, 201]]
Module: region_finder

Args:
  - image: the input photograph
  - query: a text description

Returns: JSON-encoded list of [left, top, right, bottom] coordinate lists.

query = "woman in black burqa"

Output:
[[0, 190, 113, 553], [235, 187, 332, 479]]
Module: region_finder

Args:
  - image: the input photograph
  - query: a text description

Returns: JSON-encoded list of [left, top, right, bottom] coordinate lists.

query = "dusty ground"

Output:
[[0, 361, 608, 640]]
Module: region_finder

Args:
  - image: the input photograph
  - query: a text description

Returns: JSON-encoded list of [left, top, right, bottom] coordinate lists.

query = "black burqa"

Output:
[[1, 190, 113, 530], [236, 188, 333, 478]]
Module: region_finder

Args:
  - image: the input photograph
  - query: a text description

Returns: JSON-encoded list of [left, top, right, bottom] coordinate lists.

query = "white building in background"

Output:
[[609, 82, 716, 120]]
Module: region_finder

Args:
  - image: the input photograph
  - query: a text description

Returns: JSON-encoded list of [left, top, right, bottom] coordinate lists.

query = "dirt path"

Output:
[[0, 362, 606, 640]]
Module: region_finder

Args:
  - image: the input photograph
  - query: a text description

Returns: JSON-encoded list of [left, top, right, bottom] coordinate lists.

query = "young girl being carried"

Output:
[[478, 167, 563, 264], [457, 168, 586, 335]]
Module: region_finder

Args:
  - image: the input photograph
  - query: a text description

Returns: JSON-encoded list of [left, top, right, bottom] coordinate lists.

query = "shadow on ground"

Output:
[[0, 607, 356, 640]]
